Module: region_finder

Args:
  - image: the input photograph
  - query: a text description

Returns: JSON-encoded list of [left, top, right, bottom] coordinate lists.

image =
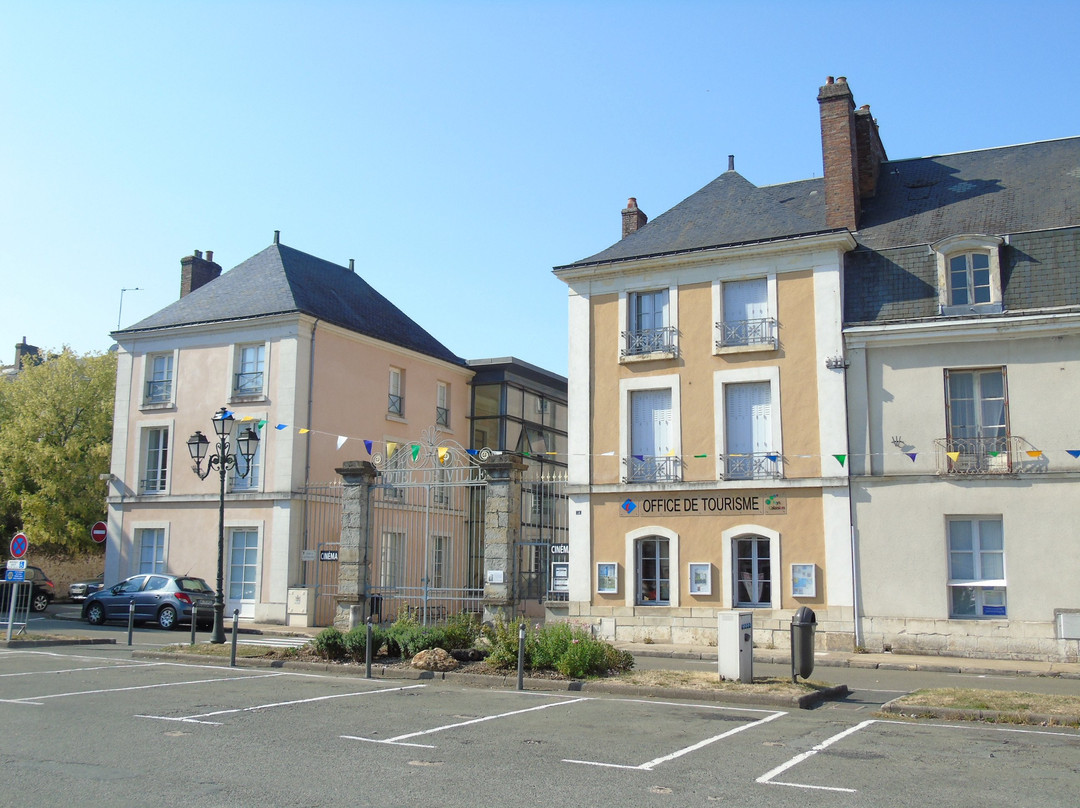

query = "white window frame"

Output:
[[138, 420, 173, 495], [379, 531, 406, 589], [933, 234, 1004, 314], [436, 381, 450, 428], [624, 525, 679, 608], [388, 367, 405, 419], [618, 285, 679, 361], [430, 535, 449, 590], [142, 350, 178, 407], [720, 524, 781, 610], [713, 274, 778, 354], [947, 517, 1006, 619], [619, 373, 682, 484], [713, 367, 782, 481], [133, 523, 169, 575], [229, 416, 264, 492], [944, 367, 1010, 474], [230, 342, 269, 400]]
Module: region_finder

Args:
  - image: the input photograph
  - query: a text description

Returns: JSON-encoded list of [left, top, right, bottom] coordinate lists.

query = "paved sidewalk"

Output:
[[236, 621, 1080, 680]]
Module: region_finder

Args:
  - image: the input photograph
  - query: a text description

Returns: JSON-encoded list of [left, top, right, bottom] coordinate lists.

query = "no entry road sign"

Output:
[[91, 522, 107, 543]]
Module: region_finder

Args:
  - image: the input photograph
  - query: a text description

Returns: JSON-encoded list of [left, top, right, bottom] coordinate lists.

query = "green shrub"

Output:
[[440, 611, 482, 650], [312, 626, 345, 661], [343, 625, 385, 662], [480, 619, 630, 678]]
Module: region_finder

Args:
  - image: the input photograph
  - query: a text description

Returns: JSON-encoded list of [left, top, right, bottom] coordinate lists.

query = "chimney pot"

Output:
[[273, 230, 280, 245], [206, 250, 213, 262], [194, 250, 202, 259], [627, 197, 637, 209], [728, 155, 735, 171], [349, 258, 355, 272], [826, 76, 834, 84], [837, 76, 847, 84]]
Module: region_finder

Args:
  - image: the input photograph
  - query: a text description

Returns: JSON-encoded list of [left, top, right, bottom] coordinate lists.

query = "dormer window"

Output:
[[933, 235, 1004, 315], [949, 252, 992, 306]]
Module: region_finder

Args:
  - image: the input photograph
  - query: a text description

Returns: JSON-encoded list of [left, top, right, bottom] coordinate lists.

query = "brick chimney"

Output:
[[817, 76, 861, 231], [621, 197, 648, 239], [854, 104, 887, 199], [180, 249, 222, 298], [14, 337, 39, 370]]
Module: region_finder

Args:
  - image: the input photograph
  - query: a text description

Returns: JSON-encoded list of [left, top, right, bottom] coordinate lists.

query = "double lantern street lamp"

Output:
[[186, 407, 260, 644]]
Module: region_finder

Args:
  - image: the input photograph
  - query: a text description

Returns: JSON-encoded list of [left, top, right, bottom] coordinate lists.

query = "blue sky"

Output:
[[3, 1, 1078, 378]]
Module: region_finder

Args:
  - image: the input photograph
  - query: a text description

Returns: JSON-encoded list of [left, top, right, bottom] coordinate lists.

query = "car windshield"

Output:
[[178, 578, 212, 593]]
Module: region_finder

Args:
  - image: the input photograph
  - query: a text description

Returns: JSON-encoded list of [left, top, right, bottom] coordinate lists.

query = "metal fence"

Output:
[[0, 581, 32, 638]]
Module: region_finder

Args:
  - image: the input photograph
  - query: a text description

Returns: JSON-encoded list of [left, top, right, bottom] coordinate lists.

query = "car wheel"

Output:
[[86, 602, 106, 625], [157, 605, 178, 630], [31, 593, 51, 612]]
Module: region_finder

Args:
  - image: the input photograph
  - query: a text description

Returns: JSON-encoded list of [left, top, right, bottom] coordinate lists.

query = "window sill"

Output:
[[139, 401, 176, 412], [230, 392, 268, 404], [620, 350, 678, 364], [940, 302, 1004, 317], [385, 413, 407, 424], [714, 342, 778, 356]]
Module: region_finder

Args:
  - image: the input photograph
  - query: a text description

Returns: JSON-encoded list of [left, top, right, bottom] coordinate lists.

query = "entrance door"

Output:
[[228, 529, 259, 619]]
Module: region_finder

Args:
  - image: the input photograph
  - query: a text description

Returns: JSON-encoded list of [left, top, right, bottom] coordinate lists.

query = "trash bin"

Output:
[[790, 606, 817, 681]]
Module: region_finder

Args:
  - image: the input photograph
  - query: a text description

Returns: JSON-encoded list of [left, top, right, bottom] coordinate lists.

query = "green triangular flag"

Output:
[[411, 444, 420, 461], [833, 454, 847, 466]]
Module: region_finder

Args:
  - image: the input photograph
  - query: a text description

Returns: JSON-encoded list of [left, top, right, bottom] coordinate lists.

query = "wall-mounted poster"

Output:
[[597, 563, 618, 594], [688, 563, 712, 595], [791, 563, 816, 597], [551, 562, 569, 593]]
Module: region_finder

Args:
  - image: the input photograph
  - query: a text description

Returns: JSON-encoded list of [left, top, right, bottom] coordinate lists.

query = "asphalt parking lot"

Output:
[[3, 644, 1078, 807]]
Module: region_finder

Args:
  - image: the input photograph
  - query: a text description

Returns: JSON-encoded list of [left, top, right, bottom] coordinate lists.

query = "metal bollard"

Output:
[[190, 605, 198, 645], [5, 582, 20, 643], [127, 598, 136, 646], [230, 609, 240, 667], [516, 622, 526, 691], [365, 617, 373, 679]]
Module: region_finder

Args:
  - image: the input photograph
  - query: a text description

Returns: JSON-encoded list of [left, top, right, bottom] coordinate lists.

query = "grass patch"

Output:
[[890, 687, 1080, 720], [616, 669, 832, 695]]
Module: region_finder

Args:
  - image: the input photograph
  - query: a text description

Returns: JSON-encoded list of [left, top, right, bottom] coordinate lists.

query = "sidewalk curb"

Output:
[[1, 637, 117, 649], [132, 649, 849, 709]]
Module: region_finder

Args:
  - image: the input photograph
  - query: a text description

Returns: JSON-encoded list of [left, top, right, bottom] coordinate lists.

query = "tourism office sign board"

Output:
[[620, 492, 787, 517]]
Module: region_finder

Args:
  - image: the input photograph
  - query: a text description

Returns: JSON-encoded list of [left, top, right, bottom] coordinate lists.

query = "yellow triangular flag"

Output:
[[438, 447, 449, 464], [387, 441, 397, 457], [947, 451, 961, 462], [298, 428, 309, 434], [1027, 450, 1043, 458]]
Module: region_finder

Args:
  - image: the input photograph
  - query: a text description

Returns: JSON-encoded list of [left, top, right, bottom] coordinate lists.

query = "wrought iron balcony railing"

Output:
[[436, 406, 449, 427], [388, 393, 403, 415], [624, 455, 681, 483], [621, 326, 678, 357], [140, 473, 168, 494], [724, 452, 782, 480], [715, 317, 777, 349], [935, 436, 1017, 475], [234, 371, 264, 395], [144, 379, 172, 403]]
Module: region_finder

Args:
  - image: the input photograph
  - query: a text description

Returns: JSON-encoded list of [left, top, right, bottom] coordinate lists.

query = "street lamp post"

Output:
[[187, 407, 260, 644]]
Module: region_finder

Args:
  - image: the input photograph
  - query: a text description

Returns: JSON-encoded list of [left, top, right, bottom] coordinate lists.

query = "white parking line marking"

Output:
[[3, 672, 285, 705], [565, 705, 787, 770], [342, 697, 589, 747], [756, 719, 871, 792], [756, 718, 1080, 793], [0, 663, 150, 678], [137, 683, 427, 725]]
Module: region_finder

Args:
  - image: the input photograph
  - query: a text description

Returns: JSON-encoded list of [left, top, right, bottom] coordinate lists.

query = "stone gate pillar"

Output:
[[481, 455, 527, 624], [334, 460, 378, 630]]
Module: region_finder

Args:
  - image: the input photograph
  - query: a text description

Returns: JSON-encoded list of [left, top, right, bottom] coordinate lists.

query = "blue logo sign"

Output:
[[621, 499, 637, 514]]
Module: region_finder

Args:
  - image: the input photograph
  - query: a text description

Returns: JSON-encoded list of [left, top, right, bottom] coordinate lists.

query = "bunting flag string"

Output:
[[211, 414, 1080, 467]]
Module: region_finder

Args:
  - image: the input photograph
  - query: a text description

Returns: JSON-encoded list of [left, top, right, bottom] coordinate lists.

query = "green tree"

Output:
[[0, 347, 116, 552]]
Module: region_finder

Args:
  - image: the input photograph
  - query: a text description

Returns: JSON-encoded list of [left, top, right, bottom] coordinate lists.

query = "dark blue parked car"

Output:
[[82, 573, 215, 630]]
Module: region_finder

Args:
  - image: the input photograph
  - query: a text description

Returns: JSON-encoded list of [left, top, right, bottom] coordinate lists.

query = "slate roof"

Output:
[[118, 243, 466, 366], [557, 136, 1080, 269]]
